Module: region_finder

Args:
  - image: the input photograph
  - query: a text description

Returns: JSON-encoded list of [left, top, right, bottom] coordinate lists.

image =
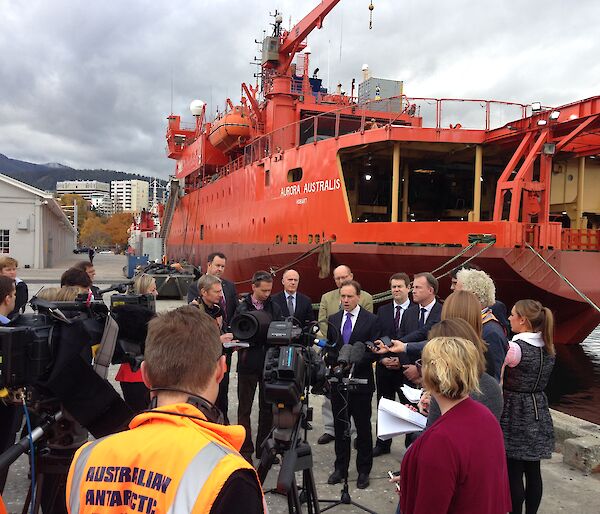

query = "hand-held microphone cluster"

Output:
[[333, 342, 366, 379]]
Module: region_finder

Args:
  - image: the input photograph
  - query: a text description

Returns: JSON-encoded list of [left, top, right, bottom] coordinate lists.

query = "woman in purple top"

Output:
[[399, 336, 511, 514]]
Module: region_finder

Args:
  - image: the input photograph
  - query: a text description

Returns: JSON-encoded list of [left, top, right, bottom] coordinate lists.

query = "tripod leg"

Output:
[[302, 468, 320, 514], [288, 478, 302, 514]]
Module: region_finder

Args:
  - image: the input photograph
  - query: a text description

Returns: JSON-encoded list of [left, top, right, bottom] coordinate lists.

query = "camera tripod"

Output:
[[318, 377, 378, 514], [257, 401, 320, 514], [0, 410, 84, 514]]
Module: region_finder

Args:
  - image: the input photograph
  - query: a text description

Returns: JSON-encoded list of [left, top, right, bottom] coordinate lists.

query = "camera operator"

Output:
[[66, 306, 266, 514], [0, 276, 18, 493], [73, 261, 102, 300], [115, 274, 158, 413], [60, 267, 93, 294], [236, 270, 283, 463], [192, 274, 235, 423], [188, 253, 239, 423], [327, 280, 380, 490]]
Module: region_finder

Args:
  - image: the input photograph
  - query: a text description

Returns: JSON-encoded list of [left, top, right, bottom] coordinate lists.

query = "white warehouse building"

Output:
[[0, 173, 76, 268]]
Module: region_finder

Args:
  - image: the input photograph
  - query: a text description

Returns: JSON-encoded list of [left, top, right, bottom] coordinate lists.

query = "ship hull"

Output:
[[168, 240, 600, 345], [165, 127, 600, 346]]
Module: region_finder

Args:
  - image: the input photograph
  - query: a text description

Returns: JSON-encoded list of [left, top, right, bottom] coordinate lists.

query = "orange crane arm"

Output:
[[277, 0, 342, 74]]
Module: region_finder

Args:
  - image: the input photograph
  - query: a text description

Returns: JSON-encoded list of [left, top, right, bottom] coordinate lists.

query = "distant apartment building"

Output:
[[56, 180, 113, 216], [111, 180, 149, 213]]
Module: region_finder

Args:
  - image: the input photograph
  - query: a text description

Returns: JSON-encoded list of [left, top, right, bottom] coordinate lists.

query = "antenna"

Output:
[[339, 9, 344, 62], [170, 67, 174, 115], [269, 9, 282, 37]]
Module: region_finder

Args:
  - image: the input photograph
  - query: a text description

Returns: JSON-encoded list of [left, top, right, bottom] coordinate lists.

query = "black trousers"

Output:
[[331, 385, 373, 476], [375, 364, 407, 450], [120, 382, 150, 414], [216, 353, 232, 424], [237, 372, 273, 460], [0, 404, 23, 493]]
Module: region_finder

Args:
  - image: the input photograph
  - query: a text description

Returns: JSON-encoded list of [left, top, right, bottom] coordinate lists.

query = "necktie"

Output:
[[219, 295, 227, 322], [287, 295, 295, 316], [342, 312, 353, 345], [394, 305, 402, 329], [418, 307, 427, 328]]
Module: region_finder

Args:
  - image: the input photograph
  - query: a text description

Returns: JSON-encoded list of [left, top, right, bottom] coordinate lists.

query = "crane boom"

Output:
[[277, 0, 342, 73]]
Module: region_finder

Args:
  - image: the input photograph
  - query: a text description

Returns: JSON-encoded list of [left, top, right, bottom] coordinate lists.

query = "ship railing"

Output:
[[523, 223, 564, 250], [561, 228, 600, 251], [215, 95, 528, 176]]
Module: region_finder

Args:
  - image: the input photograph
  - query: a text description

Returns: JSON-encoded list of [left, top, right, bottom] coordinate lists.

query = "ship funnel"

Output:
[[190, 99, 206, 116]]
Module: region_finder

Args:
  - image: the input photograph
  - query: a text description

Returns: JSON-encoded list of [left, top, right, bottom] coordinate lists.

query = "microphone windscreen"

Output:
[[338, 343, 352, 364], [350, 342, 366, 364]]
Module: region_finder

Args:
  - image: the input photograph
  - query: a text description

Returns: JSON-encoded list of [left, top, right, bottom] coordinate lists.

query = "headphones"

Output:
[[149, 387, 225, 425]]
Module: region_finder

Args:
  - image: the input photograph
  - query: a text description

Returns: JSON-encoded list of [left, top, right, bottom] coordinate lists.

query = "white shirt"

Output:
[[418, 298, 436, 323], [393, 299, 411, 326], [341, 304, 361, 333], [505, 332, 545, 367]]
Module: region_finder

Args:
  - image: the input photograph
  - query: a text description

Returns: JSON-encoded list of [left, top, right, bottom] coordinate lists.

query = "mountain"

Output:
[[0, 153, 167, 191]]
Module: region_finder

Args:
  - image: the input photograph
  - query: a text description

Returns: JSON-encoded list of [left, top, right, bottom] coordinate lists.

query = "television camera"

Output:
[[0, 283, 154, 513], [229, 310, 327, 513]]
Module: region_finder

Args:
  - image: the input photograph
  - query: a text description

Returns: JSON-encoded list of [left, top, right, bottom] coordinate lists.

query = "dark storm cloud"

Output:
[[0, 0, 598, 177]]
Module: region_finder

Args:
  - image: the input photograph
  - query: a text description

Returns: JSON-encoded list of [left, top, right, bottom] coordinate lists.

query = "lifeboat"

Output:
[[208, 106, 252, 153]]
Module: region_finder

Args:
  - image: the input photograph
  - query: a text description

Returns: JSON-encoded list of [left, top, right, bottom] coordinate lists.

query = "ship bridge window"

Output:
[[288, 167, 303, 183], [338, 143, 504, 224]]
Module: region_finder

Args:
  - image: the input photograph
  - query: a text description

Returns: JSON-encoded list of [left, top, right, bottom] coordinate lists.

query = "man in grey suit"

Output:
[[317, 265, 373, 445]]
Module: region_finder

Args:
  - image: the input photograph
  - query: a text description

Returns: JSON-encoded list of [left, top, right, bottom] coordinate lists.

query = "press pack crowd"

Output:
[[0, 252, 556, 514]]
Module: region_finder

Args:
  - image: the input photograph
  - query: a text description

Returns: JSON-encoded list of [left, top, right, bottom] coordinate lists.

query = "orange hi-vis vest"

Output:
[[66, 403, 264, 514]]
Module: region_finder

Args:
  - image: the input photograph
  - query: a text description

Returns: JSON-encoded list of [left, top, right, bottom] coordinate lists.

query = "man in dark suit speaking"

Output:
[[272, 269, 315, 329], [326, 280, 380, 490]]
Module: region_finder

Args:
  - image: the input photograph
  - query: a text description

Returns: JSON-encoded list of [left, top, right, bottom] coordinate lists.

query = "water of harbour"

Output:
[[547, 324, 600, 425]]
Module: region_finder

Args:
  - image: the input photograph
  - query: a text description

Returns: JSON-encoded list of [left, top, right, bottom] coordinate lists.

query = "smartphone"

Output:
[[387, 470, 401, 491], [365, 341, 378, 350], [380, 336, 393, 348], [222, 342, 250, 349]]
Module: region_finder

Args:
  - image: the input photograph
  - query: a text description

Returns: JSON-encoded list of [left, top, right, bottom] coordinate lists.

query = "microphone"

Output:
[[97, 281, 134, 295], [350, 342, 366, 364], [349, 342, 366, 378], [315, 338, 336, 349], [337, 344, 353, 366]]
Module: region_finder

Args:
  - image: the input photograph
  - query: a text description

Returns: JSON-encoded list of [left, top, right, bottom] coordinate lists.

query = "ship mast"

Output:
[[260, 0, 342, 139]]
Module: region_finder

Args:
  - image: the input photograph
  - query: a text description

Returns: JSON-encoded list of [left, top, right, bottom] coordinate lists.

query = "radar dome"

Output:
[[190, 99, 206, 116]]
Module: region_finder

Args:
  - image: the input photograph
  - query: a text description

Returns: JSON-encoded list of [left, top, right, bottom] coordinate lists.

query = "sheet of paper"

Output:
[[400, 384, 423, 404], [378, 397, 427, 434], [377, 409, 422, 440]]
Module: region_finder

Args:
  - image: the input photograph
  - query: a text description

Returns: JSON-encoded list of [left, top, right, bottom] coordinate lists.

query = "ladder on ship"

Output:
[[159, 179, 180, 255]]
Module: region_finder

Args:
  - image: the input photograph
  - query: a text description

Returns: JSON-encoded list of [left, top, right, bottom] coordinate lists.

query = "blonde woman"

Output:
[[501, 300, 555, 514], [115, 274, 158, 412], [398, 336, 511, 514], [425, 318, 503, 426]]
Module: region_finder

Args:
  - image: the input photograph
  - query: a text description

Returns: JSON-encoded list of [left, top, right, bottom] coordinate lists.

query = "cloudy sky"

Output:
[[1, 0, 598, 177]]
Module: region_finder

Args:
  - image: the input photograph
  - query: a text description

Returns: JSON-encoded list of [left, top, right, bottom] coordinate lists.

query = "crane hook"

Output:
[[368, 2, 374, 30]]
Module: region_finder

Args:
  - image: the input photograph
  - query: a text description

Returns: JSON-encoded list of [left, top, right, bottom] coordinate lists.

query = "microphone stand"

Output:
[[318, 371, 377, 514]]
